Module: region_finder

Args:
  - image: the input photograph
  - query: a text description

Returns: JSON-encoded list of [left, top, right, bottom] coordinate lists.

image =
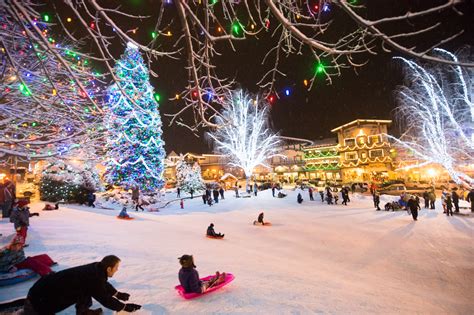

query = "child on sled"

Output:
[[178, 255, 226, 294]]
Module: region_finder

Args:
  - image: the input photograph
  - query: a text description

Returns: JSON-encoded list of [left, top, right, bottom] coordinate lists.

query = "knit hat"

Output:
[[17, 200, 29, 208], [178, 254, 196, 268]]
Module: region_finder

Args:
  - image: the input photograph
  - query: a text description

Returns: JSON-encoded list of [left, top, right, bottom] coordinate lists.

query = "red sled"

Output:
[[206, 235, 224, 239], [116, 216, 134, 220], [175, 273, 235, 300], [253, 221, 272, 226]]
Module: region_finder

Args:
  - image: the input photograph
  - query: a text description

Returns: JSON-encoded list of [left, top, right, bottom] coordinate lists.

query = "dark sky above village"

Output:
[[49, 1, 474, 154]]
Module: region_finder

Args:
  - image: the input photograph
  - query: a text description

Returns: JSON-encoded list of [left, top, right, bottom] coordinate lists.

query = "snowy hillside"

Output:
[[1, 189, 473, 314]]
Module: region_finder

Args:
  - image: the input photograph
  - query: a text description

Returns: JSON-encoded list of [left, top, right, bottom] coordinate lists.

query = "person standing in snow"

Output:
[[319, 191, 324, 202], [202, 193, 207, 205], [428, 189, 436, 209], [452, 189, 460, 213], [3, 179, 15, 218], [177, 187, 181, 198], [25, 255, 141, 314], [190, 188, 194, 199], [87, 191, 96, 208], [445, 195, 453, 216], [219, 187, 225, 200], [407, 196, 420, 221], [422, 191, 429, 209], [308, 187, 314, 201], [467, 188, 474, 212], [10, 199, 39, 241], [272, 185, 276, 197], [213, 189, 219, 204], [253, 182, 258, 196], [373, 192, 381, 210]]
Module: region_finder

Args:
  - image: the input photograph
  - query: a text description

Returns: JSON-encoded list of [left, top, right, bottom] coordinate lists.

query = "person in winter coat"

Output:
[[467, 188, 474, 213], [373, 192, 381, 210], [0, 183, 5, 219], [2, 179, 15, 218], [319, 191, 324, 202], [326, 192, 333, 205], [219, 187, 225, 200], [207, 195, 213, 206], [422, 191, 429, 209], [441, 190, 448, 213], [407, 196, 421, 221], [190, 188, 194, 199], [202, 193, 207, 205], [446, 195, 453, 216], [87, 191, 96, 208], [118, 206, 130, 219], [177, 187, 181, 198], [206, 223, 224, 237], [213, 189, 219, 204], [10, 200, 39, 241], [253, 182, 258, 196], [308, 187, 314, 201], [272, 186, 276, 197], [0, 235, 55, 277], [257, 212, 265, 225], [297, 193, 303, 204], [452, 189, 460, 213], [428, 190, 436, 209], [178, 254, 226, 294], [25, 255, 141, 314]]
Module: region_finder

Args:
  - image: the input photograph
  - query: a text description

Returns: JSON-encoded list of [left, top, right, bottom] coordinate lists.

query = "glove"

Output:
[[116, 291, 130, 301], [123, 303, 141, 312]]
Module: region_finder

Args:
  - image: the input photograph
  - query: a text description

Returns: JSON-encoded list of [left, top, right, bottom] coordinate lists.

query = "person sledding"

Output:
[[206, 223, 224, 238], [43, 202, 59, 211], [0, 235, 56, 277], [178, 254, 226, 294], [253, 212, 270, 226], [117, 206, 131, 219]]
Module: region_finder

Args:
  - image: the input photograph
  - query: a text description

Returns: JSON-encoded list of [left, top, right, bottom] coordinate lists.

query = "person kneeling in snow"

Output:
[[207, 223, 224, 237], [25, 255, 141, 315], [0, 235, 56, 277], [118, 206, 130, 219], [178, 254, 226, 294]]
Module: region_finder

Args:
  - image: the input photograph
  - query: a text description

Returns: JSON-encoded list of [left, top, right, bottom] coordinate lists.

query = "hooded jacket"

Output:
[[179, 267, 202, 294]]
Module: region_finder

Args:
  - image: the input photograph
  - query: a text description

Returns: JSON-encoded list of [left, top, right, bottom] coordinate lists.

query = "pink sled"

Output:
[[175, 273, 235, 300]]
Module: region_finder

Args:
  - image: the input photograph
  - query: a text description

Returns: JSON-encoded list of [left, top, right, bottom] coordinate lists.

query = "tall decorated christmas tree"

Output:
[[104, 43, 165, 192]]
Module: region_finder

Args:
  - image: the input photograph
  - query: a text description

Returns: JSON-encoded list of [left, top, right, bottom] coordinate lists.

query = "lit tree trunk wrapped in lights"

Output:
[[104, 43, 166, 192], [390, 49, 474, 185], [207, 90, 282, 189]]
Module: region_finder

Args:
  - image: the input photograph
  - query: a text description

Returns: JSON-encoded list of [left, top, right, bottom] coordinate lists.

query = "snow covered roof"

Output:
[[331, 119, 392, 132], [220, 173, 238, 181]]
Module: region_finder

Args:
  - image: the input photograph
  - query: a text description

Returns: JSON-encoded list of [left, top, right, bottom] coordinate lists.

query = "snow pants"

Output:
[[16, 226, 28, 243], [16, 254, 54, 276], [430, 200, 435, 209], [424, 199, 429, 208]]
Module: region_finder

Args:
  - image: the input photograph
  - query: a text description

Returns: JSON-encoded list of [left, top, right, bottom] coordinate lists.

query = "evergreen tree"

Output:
[[104, 43, 165, 192]]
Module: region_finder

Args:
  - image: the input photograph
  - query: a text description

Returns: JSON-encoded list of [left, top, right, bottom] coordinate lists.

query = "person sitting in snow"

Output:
[[0, 235, 56, 277], [256, 212, 265, 225], [118, 206, 130, 219], [277, 191, 287, 198], [206, 223, 224, 237], [43, 202, 59, 211], [178, 254, 226, 294], [10, 199, 39, 241], [297, 193, 303, 204]]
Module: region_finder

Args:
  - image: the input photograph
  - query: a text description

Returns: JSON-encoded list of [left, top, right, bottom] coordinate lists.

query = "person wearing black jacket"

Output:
[[467, 188, 474, 213], [24, 255, 141, 314], [422, 191, 429, 209], [407, 196, 421, 221], [452, 190, 460, 213]]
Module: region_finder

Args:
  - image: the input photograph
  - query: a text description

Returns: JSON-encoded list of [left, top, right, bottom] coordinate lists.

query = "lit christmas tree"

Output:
[[104, 43, 166, 192], [175, 156, 204, 194]]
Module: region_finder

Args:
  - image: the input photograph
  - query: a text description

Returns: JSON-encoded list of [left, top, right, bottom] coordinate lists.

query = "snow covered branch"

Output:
[[389, 49, 474, 185]]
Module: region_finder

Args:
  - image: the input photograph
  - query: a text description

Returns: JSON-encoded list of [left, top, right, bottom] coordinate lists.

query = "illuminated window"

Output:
[[345, 152, 358, 160], [357, 136, 366, 145], [345, 138, 355, 146], [361, 152, 367, 159], [369, 135, 381, 144], [369, 149, 384, 158]]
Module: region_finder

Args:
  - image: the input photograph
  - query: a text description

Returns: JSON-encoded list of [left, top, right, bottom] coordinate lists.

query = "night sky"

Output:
[[49, 1, 474, 154]]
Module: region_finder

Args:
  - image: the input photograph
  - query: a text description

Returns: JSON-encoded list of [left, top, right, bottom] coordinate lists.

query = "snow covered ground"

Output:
[[1, 189, 473, 314]]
